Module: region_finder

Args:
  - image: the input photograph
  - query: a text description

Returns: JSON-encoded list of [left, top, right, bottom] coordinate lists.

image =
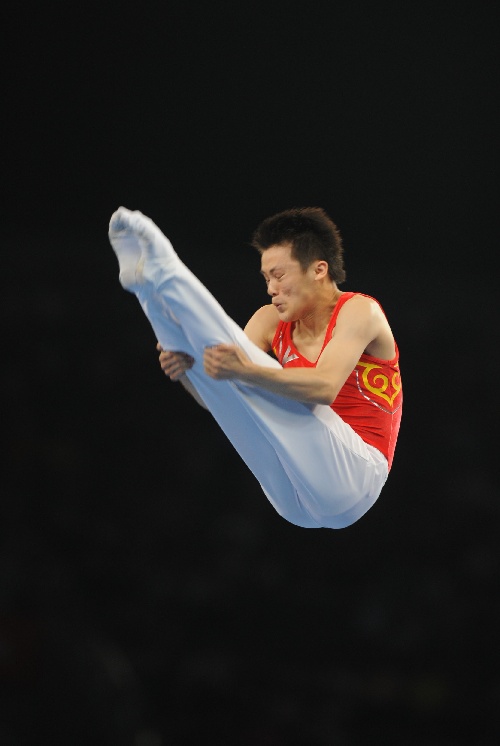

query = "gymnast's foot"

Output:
[[108, 206, 179, 292]]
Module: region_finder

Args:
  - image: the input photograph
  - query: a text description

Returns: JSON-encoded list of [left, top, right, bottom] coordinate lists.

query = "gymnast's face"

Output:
[[260, 243, 325, 322]]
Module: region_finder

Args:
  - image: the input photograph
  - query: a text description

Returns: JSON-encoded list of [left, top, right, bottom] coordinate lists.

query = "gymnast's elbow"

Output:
[[313, 381, 341, 406]]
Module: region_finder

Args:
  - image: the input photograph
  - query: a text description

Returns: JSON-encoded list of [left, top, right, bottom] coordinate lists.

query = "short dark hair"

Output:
[[250, 207, 346, 284]]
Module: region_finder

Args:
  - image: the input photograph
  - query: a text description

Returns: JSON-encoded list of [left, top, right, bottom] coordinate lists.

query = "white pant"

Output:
[[131, 253, 388, 529]]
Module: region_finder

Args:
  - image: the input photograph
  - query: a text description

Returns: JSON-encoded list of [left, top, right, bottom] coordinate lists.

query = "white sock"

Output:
[[108, 206, 179, 291]]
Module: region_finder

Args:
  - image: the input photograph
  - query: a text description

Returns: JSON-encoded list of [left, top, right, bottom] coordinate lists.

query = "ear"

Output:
[[314, 260, 329, 279]]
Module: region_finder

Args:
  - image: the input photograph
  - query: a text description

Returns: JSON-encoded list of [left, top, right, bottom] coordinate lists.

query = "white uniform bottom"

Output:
[[131, 253, 388, 530]]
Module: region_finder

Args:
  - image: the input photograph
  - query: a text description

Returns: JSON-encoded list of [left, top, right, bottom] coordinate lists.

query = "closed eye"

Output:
[[261, 270, 285, 284]]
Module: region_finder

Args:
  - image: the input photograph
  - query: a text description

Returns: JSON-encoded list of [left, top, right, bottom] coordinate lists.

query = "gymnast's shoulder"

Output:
[[244, 304, 279, 351]]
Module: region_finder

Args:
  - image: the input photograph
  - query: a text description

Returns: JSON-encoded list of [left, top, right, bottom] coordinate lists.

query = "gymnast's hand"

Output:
[[157, 343, 194, 381], [203, 344, 251, 380]]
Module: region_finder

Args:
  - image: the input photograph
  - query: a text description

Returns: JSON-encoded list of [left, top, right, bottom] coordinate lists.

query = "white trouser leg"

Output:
[[109, 209, 389, 529], [136, 283, 320, 528]]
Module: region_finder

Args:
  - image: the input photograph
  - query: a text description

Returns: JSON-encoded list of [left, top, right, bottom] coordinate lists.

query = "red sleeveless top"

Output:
[[271, 292, 402, 469]]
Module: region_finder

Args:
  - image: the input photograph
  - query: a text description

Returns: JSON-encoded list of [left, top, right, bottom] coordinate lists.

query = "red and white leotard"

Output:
[[271, 292, 403, 469]]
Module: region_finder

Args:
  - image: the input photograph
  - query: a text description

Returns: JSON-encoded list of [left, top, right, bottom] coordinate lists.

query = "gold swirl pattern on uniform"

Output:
[[357, 361, 401, 408]]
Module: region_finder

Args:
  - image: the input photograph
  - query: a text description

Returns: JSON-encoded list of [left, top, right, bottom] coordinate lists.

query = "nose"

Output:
[[267, 278, 278, 296]]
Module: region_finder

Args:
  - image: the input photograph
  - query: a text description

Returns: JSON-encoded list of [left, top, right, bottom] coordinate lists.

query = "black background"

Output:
[[2, 2, 498, 744]]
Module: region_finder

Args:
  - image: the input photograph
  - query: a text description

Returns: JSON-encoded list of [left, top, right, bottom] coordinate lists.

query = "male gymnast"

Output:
[[108, 206, 402, 529]]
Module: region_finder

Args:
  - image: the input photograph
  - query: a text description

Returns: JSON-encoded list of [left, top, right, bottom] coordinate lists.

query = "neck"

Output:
[[296, 285, 341, 337]]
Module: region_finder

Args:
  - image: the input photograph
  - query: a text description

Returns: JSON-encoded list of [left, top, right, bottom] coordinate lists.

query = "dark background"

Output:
[[2, 2, 497, 744]]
